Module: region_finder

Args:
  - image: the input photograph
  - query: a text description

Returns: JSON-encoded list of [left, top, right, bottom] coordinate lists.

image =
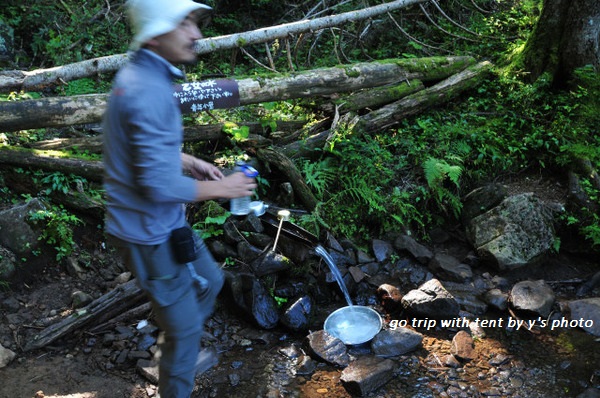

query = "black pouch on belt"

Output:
[[170, 226, 198, 264]]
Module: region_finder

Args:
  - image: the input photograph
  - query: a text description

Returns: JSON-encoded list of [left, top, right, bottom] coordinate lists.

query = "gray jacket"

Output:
[[102, 50, 197, 245]]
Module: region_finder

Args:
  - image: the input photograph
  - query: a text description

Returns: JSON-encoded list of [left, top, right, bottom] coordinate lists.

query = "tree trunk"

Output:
[[520, 0, 600, 84], [0, 147, 104, 182], [0, 56, 475, 132], [29, 120, 308, 154], [0, 0, 429, 93], [256, 148, 318, 211], [24, 279, 145, 352]]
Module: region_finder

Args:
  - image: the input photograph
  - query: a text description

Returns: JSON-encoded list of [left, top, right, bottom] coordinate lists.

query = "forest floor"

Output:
[[0, 175, 599, 398]]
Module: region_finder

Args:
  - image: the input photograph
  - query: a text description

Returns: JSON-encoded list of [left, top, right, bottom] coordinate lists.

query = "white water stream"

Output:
[[314, 244, 353, 307]]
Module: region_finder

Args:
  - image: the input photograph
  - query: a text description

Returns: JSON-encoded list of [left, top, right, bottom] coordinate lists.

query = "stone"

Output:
[[304, 330, 349, 367], [370, 328, 423, 357], [280, 296, 312, 331], [401, 279, 460, 318], [451, 330, 475, 361], [393, 234, 433, 264], [564, 298, 600, 336], [340, 356, 395, 396], [484, 288, 509, 311], [510, 280, 555, 317], [428, 253, 473, 282], [372, 239, 394, 262], [376, 283, 403, 313], [0, 198, 47, 256], [0, 343, 16, 368], [466, 193, 556, 270]]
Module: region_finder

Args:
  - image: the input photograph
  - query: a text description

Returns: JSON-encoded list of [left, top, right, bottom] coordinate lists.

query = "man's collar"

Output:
[[138, 49, 185, 79]]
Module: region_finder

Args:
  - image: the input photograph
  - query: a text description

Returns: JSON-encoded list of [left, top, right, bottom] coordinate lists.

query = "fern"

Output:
[[422, 157, 464, 218], [301, 158, 337, 199]]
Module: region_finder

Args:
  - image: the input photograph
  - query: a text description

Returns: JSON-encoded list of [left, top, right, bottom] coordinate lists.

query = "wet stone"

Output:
[[304, 330, 349, 367], [280, 296, 312, 331], [340, 356, 395, 396], [370, 328, 423, 357]]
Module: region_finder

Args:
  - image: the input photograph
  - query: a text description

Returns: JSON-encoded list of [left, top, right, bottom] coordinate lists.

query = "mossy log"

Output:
[[256, 148, 318, 211], [0, 147, 103, 182], [0, 56, 475, 132], [355, 61, 493, 134]]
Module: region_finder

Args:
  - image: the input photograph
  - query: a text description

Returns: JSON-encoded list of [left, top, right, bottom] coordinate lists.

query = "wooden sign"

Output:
[[174, 79, 240, 113]]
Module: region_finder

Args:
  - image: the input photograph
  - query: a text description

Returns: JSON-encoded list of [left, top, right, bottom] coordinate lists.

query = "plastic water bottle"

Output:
[[230, 161, 259, 215]]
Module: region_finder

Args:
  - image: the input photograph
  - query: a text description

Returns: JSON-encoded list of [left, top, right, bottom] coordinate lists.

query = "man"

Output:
[[102, 0, 257, 396]]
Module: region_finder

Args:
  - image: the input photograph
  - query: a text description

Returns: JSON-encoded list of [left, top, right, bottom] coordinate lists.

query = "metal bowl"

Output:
[[249, 201, 268, 216], [324, 305, 382, 345]]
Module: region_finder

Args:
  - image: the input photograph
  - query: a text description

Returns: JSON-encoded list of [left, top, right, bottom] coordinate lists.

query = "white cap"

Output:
[[126, 0, 212, 51]]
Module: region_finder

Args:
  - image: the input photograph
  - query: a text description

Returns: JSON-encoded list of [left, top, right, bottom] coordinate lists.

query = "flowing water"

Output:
[[314, 244, 353, 307], [315, 245, 383, 345]]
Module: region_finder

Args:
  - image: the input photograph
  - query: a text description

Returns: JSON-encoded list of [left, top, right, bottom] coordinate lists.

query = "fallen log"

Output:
[[256, 148, 318, 211], [0, 56, 476, 132], [0, 0, 429, 93], [0, 147, 104, 182], [24, 279, 145, 352], [0, 63, 490, 182], [29, 120, 308, 154], [355, 61, 493, 134]]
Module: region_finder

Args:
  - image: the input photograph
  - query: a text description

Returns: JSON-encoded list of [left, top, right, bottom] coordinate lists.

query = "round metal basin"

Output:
[[324, 305, 382, 345]]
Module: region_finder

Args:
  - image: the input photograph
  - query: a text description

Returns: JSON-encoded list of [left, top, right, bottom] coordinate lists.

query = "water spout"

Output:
[[314, 244, 353, 307]]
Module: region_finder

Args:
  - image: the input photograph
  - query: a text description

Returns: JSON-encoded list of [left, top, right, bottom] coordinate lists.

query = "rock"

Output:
[[0, 198, 47, 256], [376, 283, 403, 313], [0, 343, 16, 368], [224, 271, 280, 329], [466, 193, 556, 270], [510, 280, 555, 317], [393, 234, 433, 264], [295, 354, 317, 376], [461, 183, 508, 224], [564, 298, 600, 336], [348, 266, 366, 283], [577, 388, 600, 398], [372, 239, 394, 262], [401, 279, 460, 318], [451, 330, 475, 361], [370, 328, 423, 357], [280, 296, 312, 331], [340, 356, 395, 396], [237, 241, 264, 264], [0, 19, 14, 65], [483, 288, 509, 311], [71, 291, 94, 309], [64, 257, 88, 280], [304, 330, 350, 367], [443, 282, 488, 315], [428, 253, 473, 282], [250, 250, 292, 276], [0, 246, 16, 280]]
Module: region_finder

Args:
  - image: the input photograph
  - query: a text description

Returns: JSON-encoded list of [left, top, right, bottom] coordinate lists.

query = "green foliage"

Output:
[[222, 122, 250, 142], [2, 1, 129, 66], [40, 172, 86, 195], [191, 201, 230, 240], [301, 158, 337, 199], [29, 205, 82, 261], [422, 157, 463, 219]]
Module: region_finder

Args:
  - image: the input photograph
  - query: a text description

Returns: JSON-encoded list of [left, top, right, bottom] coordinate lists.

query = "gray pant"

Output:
[[108, 230, 224, 398]]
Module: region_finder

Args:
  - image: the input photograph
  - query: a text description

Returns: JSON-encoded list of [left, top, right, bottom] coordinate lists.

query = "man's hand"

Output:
[[182, 153, 224, 181]]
